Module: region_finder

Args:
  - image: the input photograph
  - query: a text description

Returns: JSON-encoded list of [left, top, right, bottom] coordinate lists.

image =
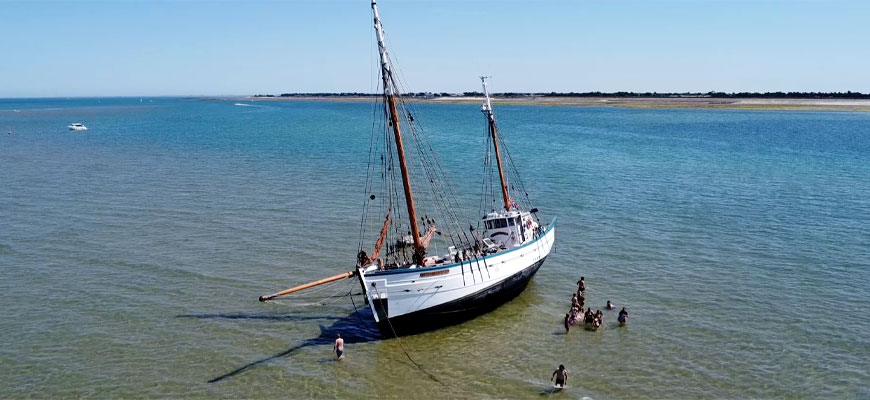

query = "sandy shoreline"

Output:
[[214, 96, 870, 112]]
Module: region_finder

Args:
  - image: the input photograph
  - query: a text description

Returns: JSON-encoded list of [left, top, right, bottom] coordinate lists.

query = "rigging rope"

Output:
[[360, 27, 480, 268], [477, 111, 538, 221], [371, 283, 445, 386]]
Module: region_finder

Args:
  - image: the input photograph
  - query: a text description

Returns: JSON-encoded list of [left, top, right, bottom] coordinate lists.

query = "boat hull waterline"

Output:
[[360, 218, 556, 337]]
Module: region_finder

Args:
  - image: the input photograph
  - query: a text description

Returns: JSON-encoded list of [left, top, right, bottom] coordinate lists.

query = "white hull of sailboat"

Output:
[[256, 2, 560, 339], [359, 219, 556, 336]]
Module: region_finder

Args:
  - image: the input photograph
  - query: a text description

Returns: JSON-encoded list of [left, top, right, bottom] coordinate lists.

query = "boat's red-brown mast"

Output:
[[372, 0, 424, 260], [256, 1, 428, 303], [481, 77, 512, 212]]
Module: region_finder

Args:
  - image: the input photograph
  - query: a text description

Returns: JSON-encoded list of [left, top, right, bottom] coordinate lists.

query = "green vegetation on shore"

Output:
[[254, 91, 870, 99]]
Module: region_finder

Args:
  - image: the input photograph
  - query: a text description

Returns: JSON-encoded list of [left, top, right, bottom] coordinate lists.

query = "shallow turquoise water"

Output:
[[1, 98, 868, 398]]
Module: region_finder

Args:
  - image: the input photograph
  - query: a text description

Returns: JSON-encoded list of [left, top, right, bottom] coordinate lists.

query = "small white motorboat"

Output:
[[68, 123, 87, 131]]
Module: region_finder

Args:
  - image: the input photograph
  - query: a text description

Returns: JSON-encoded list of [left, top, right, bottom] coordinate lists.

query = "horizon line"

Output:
[[4, 90, 870, 100]]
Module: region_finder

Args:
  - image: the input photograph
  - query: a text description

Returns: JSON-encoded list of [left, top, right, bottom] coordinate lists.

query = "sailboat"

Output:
[[259, 0, 556, 337]]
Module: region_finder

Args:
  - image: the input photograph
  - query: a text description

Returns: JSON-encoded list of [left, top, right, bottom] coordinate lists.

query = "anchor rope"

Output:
[[371, 284, 445, 386]]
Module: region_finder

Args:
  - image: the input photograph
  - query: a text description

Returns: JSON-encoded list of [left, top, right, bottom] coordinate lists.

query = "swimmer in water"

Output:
[[334, 333, 344, 360], [606, 300, 614, 310], [551, 364, 568, 388], [564, 313, 571, 332]]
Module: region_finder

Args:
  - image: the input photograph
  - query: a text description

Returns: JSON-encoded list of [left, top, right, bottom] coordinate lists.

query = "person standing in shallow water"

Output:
[[551, 364, 568, 388], [576, 277, 586, 293], [334, 333, 344, 360]]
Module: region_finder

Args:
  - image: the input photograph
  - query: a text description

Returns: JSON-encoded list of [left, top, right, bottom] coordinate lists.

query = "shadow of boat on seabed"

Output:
[[176, 309, 381, 383]]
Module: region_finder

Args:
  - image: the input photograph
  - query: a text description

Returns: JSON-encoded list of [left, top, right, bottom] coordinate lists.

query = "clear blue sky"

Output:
[[2, 0, 868, 97]]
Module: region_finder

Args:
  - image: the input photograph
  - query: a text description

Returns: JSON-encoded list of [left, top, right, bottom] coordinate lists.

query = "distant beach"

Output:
[[212, 96, 870, 112]]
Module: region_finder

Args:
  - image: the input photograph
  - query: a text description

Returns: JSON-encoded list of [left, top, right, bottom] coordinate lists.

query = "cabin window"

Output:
[[508, 218, 515, 226], [486, 219, 510, 229]]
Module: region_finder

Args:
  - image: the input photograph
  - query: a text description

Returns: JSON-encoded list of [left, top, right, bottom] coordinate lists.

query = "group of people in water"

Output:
[[552, 277, 630, 390], [563, 276, 628, 332]]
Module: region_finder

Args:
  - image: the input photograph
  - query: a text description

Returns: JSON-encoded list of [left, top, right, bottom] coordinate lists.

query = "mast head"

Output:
[[480, 75, 493, 114]]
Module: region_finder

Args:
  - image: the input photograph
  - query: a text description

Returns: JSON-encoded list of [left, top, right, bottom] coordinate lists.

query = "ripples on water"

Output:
[[1, 98, 868, 398]]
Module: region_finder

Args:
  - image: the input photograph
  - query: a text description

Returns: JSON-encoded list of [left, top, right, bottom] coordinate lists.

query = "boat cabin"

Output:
[[482, 210, 538, 249]]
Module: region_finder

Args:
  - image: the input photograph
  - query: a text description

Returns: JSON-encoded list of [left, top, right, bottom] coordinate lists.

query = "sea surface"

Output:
[[1, 97, 868, 399]]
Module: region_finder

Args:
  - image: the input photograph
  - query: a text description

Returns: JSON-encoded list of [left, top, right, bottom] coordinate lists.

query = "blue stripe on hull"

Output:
[[376, 256, 547, 337]]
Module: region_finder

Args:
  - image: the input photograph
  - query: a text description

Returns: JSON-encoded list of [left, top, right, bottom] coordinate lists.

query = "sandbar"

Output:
[[212, 96, 870, 112]]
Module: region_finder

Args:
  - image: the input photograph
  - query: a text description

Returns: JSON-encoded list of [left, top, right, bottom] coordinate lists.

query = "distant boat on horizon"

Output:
[[68, 123, 87, 131]]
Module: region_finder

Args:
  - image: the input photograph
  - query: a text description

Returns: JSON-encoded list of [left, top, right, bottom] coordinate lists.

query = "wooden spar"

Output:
[[387, 94, 424, 254], [489, 119, 511, 211], [258, 270, 354, 302], [373, 0, 424, 257], [419, 225, 438, 249], [481, 77, 511, 211], [364, 212, 391, 265]]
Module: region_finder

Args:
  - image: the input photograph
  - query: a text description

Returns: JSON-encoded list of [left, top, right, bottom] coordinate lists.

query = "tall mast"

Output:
[[372, 0, 424, 259], [480, 76, 511, 212]]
